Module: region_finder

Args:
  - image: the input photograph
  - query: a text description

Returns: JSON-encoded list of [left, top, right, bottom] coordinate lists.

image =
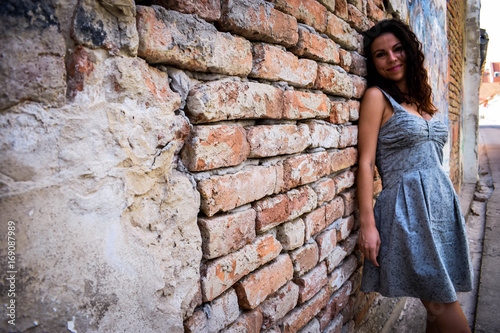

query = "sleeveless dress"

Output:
[[360, 88, 473, 303]]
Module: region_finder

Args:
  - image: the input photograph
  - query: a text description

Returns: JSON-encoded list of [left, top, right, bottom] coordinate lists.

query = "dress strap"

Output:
[[374, 87, 404, 114]]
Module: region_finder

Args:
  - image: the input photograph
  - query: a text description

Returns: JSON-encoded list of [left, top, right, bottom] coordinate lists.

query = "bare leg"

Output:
[[420, 300, 471, 333]]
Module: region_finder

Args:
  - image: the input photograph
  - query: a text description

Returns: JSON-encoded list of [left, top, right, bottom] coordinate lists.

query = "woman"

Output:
[[357, 19, 473, 332]]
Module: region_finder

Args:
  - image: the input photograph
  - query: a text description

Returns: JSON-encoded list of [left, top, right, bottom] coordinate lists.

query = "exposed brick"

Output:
[[325, 246, 347, 273], [246, 124, 310, 158], [304, 205, 327, 240], [254, 186, 317, 233], [283, 152, 332, 190], [321, 311, 343, 333], [289, 27, 340, 65], [349, 52, 367, 76], [346, 4, 371, 32], [342, 231, 358, 256], [339, 189, 357, 216], [280, 287, 330, 333], [315, 64, 353, 98], [294, 262, 328, 304], [184, 308, 208, 333], [333, 169, 355, 195], [220, 309, 263, 333], [329, 101, 350, 124], [307, 120, 340, 149], [347, 0, 364, 13], [338, 125, 358, 148], [347, 99, 360, 121], [136, 6, 251, 75], [276, 218, 306, 251], [270, 0, 328, 33], [290, 242, 320, 277], [201, 234, 282, 301], [333, 215, 355, 241], [298, 318, 321, 333], [198, 164, 281, 216], [181, 124, 250, 171], [315, 227, 338, 262], [261, 282, 300, 329], [250, 43, 318, 88], [219, 0, 299, 47], [325, 12, 359, 50], [317, 0, 335, 12], [283, 90, 330, 119], [371, 0, 384, 8], [151, 0, 221, 21], [329, 282, 352, 317], [186, 78, 283, 124], [366, 0, 384, 22], [325, 197, 344, 225], [339, 49, 352, 73], [311, 178, 336, 206], [334, 0, 349, 20], [328, 255, 357, 293], [207, 288, 241, 333], [330, 147, 358, 173], [351, 75, 367, 99], [198, 208, 256, 259]]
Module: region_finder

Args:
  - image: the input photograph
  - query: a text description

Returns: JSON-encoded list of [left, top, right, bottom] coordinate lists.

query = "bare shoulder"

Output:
[[361, 87, 386, 107]]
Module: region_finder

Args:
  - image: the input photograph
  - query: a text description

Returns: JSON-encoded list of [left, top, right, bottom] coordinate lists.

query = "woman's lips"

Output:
[[387, 65, 402, 72]]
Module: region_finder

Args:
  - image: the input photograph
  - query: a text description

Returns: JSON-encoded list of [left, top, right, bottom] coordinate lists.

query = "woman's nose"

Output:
[[388, 51, 397, 61]]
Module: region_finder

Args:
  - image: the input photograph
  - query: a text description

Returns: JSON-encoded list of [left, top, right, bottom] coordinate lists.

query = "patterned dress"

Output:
[[360, 88, 473, 303]]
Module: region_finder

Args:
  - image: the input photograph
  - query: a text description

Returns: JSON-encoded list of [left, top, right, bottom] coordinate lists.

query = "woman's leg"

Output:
[[420, 300, 471, 333]]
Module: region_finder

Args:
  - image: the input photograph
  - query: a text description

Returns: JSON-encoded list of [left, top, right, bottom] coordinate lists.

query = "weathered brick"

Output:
[[325, 12, 359, 50], [184, 308, 208, 333], [294, 262, 329, 304], [325, 197, 345, 225], [311, 178, 336, 206], [235, 254, 293, 309], [349, 52, 367, 76], [220, 0, 299, 47], [342, 231, 358, 256], [246, 124, 310, 158], [315, 64, 353, 98], [186, 78, 283, 124], [198, 208, 256, 259], [220, 309, 263, 333], [270, 0, 328, 32], [315, 227, 338, 262], [347, 0, 364, 13], [322, 312, 343, 333], [332, 215, 355, 241], [254, 186, 317, 232], [289, 27, 340, 64], [304, 205, 327, 240], [334, 0, 349, 20], [290, 242, 320, 277], [181, 124, 250, 171], [283, 90, 330, 119], [366, 0, 384, 22], [339, 49, 352, 73], [333, 169, 355, 195], [317, 0, 336, 12], [250, 43, 318, 88], [207, 289, 241, 333], [329, 101, 350, 124], [280, 287, 330, 333], [339, 189, 357, 216], [347, 4, 371, 32], [337, 125, 358, 148], [276, 218, 306, 251], [198, 164, 281, 216], [283, 152, 332, 190], [298, 318, 321, 333], [151, 0, 221, 21], [201, 234, 282, 301], [329, 281, 352, 317], [330, 147, 358, 173], [347, 99, 360, 121], [307, 120, 340, 149], [260, 282, 300, 329], [351, 75, 367, 99], [328, 255, 357, 292], [136, 6, 251, 75]]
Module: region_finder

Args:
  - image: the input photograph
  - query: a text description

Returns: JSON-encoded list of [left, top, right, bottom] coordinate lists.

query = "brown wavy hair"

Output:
[[363, 19, 437, 115]]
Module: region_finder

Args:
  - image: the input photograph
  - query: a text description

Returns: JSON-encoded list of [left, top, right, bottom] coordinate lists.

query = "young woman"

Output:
[[357, 19, 473, 332]]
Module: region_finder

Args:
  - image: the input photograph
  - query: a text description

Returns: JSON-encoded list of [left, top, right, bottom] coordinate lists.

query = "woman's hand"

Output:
[[358, 224, 381, 267]]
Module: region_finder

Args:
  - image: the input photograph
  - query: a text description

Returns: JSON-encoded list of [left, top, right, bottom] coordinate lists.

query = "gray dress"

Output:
[[360, 88, 473, 303]]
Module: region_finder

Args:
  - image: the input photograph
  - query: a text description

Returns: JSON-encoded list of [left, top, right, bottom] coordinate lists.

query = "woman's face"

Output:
[[371, 32, 407, 87]]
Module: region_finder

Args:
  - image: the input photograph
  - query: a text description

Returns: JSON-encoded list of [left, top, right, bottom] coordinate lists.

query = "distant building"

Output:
[[483, 62, 500, 83]]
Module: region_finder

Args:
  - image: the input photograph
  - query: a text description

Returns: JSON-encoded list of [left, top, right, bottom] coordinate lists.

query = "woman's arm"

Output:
[[357, 87, 389, 267]]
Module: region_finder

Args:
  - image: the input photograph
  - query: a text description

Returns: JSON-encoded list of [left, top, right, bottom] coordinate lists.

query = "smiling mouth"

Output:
[[387, 65, 402, 72]]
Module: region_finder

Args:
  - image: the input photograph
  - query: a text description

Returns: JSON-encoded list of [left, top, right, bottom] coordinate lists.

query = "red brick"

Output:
[[320, 311, 343, 333], [299, 318, 321, 332], [246, 124, 310, 158], [325, 12, 359, 50], [254, 185, 317, 233], [338, 125, 358, 148], [349, 52, 367, 76], [304, 206, 327, 240], [289, 27, 340, 64], [330, 147, 358, 173], [221, 309, 263, 333], [276, 218, 306, 250], [347, 99, 360, 121], [339, 48, 352, 73], [342, 231, 358, 256], [260, 282, 300, 329], [136, 6, 251, 75], [329, 101, 350, 124], [325, 246, 347, 273], [347, 4, 371, 32], [334, 0, 349, 20], [201, 234, 282, 301], [186, 78, 283, 124], [315, 64, 353, 98], [290, 242, 320, 277], [317, 0, 335, 12], [315, 227, 338, 262], [235, 254, 293, 309], [328, 255, 357, 292], [333, 215, 355, 241], [294, 262, 328, 304], [351, 75, 367, 99], [339, 189, 357, 216], [307, 120, 340, 149], [151, 0, 221, 21], [270, 0, 328, 32], [250, 43, 318, 88], [280, 287, 330, 333], [283, 152, 331, 190], [198, 164, 281, 216], [333, 169, 355, 195], [347, 0, 364, 13], [184, 308, 208, 333], [366, 0, 384, 22], [371, 0, 384, 7], [181, 125, 249, 171], [311, 178, 336, 206], [198, 208, 256, 259], [219, 0, 299, 47], [325, 197, 344, 225], [328, 282, 352, 325], [208, 289, 241, 332], [283, 90, 330, 119]]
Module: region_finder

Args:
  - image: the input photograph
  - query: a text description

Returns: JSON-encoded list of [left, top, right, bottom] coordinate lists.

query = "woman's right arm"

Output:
[[357, 87, 387, 267]]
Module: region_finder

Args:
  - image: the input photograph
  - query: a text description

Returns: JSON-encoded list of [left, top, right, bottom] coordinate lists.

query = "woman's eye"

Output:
[[375, 53, 384, 58], [395, 47, 404, 52]]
